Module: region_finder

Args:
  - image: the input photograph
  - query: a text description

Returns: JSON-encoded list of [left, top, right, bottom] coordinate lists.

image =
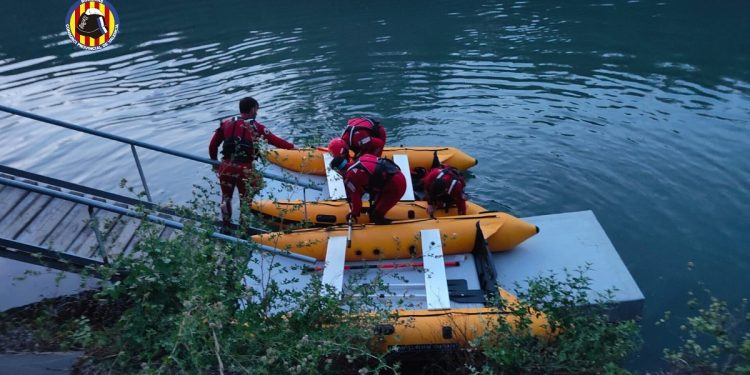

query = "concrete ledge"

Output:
[[494, 210, 645, 320], [0, 352, 82, 374]]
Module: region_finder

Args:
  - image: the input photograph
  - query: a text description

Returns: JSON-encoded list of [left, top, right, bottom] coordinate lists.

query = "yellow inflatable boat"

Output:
[[374, 289, 550, 351], [251, 199, 488, 226], [251, 212, 538, 261], [265, 146, 478, 176]]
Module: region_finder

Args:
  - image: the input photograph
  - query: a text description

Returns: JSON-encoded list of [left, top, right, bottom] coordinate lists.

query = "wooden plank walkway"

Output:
[[0, 174, 177, 263]]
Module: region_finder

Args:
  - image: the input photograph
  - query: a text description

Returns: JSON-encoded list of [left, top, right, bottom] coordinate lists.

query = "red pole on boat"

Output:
[[309, 261, 459, 273]]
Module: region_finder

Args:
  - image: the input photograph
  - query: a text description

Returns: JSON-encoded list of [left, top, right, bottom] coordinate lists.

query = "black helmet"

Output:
[[77, 8, 107, 38]]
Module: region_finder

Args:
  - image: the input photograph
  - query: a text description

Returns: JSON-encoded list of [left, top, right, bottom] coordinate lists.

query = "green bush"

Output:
[[475, 267, 642, 374], [662, 291, 750, 374], [76, 183, 396, 374]]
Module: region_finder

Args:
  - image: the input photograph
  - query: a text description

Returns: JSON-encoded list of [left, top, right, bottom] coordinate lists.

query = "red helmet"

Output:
[[327, 137, 349, 158]]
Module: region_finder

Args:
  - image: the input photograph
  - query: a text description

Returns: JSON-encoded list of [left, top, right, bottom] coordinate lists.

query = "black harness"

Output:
[[348, 157, 401, 193], [221, 116, 257, 163], [430, 167, 463, 208]]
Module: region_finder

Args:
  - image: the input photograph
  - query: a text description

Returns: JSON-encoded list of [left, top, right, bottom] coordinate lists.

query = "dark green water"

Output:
[[1, 0, 749, 369]]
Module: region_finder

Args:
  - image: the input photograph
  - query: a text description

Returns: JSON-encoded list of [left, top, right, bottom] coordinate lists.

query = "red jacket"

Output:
[[343, 154, 403, 217], [341, 118, 387, 157], [423, 165, 467, 215], [209, 115, 294, 163]]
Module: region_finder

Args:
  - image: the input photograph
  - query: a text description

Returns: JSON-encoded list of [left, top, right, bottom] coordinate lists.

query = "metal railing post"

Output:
[[130, 145, 153, 202], [303, 187, 308, 222], [87, 206, 109, 263]]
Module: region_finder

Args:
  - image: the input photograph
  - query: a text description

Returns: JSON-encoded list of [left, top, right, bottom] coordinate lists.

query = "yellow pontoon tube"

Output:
[[251, 199, 488, 226], [373, 289, 551, 351], [251, 212, 538, 261], [265, 146, 478, 176]]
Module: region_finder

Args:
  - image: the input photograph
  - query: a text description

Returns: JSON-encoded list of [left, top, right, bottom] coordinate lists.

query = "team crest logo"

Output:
[[65, 0, 119, 50]]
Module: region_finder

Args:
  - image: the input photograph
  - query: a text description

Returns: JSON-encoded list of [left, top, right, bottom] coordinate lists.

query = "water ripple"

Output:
[[1, 3, 749, 369]]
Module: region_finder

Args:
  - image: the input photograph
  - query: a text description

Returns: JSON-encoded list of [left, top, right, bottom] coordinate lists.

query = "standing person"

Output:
[[329, 153, 406, 225], [209, 97, 295, 229], [340, 117, 387, 157], [422, 165, 468, 218]]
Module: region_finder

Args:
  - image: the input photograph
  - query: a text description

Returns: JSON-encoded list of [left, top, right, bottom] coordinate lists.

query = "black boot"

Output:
[[372, 213, 392, 225]]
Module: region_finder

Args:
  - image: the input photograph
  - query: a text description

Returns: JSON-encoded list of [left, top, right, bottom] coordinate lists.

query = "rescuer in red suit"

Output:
[[209, 97, 295, 229], [340, 117, 387, 157], [329, 149, 406, 225], [422, 164, 468, 217]]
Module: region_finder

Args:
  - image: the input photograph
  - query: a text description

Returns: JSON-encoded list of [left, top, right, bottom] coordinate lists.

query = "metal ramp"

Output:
[[0, 164, 316, 273], [0, 104, 323, 311], [0, 167, 181, 271], [0, 103, 321, 272], [0, 166, 317, 312]]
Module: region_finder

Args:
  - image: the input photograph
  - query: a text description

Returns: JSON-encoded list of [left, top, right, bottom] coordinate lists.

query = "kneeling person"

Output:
[[340, 117, 387, 158], [423, 165, 468, 218], [329, 153, 405, 225]]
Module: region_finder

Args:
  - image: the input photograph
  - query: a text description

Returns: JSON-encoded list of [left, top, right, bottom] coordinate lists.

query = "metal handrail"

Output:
[[0, 176, 317, 263], [0, 237, 105, 276], [0, 104, 323, 196], [0, 164, 159, 209], [0, 164, 269, 235]]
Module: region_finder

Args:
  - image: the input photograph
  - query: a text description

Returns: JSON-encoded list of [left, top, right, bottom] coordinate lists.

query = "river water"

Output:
[[1, 0, 749, 369]]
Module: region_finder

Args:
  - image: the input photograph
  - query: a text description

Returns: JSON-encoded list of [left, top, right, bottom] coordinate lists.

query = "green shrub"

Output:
[[476, 267, 641, 374], [662, 291, 750, 374], [77, 182, 395, 374]]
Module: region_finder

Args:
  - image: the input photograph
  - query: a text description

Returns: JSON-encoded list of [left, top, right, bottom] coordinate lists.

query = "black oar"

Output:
[[346, 214, 353, 248]]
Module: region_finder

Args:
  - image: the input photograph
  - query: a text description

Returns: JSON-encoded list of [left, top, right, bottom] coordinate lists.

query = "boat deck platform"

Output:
[[1, 166, 643, 319]]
